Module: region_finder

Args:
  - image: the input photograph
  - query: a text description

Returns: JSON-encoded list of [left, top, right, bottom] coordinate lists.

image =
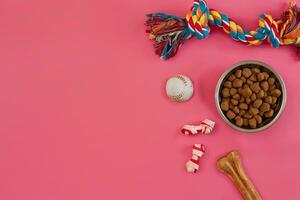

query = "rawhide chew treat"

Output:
[[181, 119, 215, 135], [186, 144, 205, 173], [219, 64, 282, 129], [217, 151, 262, 200], [146, 0, 300, 60]]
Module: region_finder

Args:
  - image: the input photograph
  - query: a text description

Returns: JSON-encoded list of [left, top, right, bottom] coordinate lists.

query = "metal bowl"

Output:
[[215, 60, 287, 133]]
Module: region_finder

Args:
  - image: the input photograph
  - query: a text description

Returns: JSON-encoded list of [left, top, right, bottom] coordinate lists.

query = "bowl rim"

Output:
[[215, 60, 287, 133]]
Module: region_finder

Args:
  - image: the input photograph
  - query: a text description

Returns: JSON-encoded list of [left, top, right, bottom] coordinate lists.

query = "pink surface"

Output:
[[0, 0, 299, 199]]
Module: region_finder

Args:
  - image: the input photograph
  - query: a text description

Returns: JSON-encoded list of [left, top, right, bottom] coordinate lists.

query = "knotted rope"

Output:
[[146, 0, 300, 60]]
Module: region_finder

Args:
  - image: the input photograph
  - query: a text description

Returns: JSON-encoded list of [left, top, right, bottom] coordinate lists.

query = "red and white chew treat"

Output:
[[186, 144, 205, 173], [181, 119, 215, 135]]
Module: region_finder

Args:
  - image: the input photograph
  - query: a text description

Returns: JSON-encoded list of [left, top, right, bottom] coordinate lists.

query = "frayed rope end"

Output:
[[145, 13, 192, 60]]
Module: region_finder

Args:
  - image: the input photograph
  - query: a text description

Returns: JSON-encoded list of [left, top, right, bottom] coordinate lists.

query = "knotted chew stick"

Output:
[[146, 0, 300, 60], [181, 119, 215, 135], [217, 151, 262, 200], [186, 144, 205, 173]]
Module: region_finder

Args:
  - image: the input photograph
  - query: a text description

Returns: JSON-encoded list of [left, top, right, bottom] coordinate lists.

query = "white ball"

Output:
[[165, 74, 194, 102]]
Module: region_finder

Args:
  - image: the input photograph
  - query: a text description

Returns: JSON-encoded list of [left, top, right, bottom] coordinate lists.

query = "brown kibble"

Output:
[[232, 94, 240, 100], [249, 106, 259, 115], [241, 76, 247, 83], [260, 102, 270, 112], [250, 82, 260, 93], [264, 109, 274, 118], [233, 79, 243, 88], [223, 98, 230, 102], [257, 90, 265, 98], [262, 72, 269, 80], [238, 88, 243, 94], [257, 73, 265, 82], [259, 111, 264, 116], [222, 88, 230, 97], [269, 84, 276, 91], [231, 99, 239, 106], [242, 68, 252, 78], [246, 98, 251, 104], [243, 84, 250, 89], [249, 74, 257, 82], [221, 100, 230, 111], [230, 88, 237, 96], [264, 96, 272, 104], [246, 79, 253, 85], [243, 118, 249, 126], [249, 118, 257, 128], [271, 97, 277, 105], [224, 81, 232, 88], [239, 109, 246, 116], [226, 110, 236, 120], [253, 99, 263, 108], [251, 93, 256, 101], [228, 74, 236, 81], [235, 70, 242, 78], [233, 106, 240, 114], [243, 112, 253, 119], [239, 103, 248, 110], [251, 68, 261, 74], [241, 87, 252, 98], [240, 96, 245, 103], [268, 77, 275, 86], [261, 81, 269, 91], [254, 115, 262, 124], [235, 116, 243, 127], [271, 104, 276, 109], [271, 89, 282, 97], [229, 103, 235, 110]]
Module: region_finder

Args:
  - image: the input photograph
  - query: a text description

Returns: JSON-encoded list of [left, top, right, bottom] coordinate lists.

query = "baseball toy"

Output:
[[165, 74, 194, 102], [181, 119, 215, 135], [186, 144, 205, 173], [146, 0, 300, 60]]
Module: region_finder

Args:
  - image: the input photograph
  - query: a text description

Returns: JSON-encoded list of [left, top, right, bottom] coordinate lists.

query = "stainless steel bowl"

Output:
[[215, 60, 287, 133]]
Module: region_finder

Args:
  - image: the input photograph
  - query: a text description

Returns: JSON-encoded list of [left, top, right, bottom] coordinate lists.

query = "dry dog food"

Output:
[[220, 66, 282, 129]]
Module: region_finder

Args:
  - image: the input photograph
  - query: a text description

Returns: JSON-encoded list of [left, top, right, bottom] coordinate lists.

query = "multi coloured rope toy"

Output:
[[145, 0, 300, 60]]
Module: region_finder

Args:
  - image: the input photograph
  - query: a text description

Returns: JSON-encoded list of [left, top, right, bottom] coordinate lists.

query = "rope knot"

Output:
[[185, 0, 210, 40], [253, 14, 281, 47]]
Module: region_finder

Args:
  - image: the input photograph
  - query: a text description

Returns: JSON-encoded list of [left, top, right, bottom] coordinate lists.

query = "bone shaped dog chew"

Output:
[[217, 151, 262, 200]]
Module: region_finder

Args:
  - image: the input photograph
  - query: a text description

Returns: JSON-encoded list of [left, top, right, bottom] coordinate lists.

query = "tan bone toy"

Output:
[[217, 151, 262, 200]]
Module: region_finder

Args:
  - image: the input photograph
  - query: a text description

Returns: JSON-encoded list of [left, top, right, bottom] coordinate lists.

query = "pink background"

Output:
[[0, 0, 299, 199]]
